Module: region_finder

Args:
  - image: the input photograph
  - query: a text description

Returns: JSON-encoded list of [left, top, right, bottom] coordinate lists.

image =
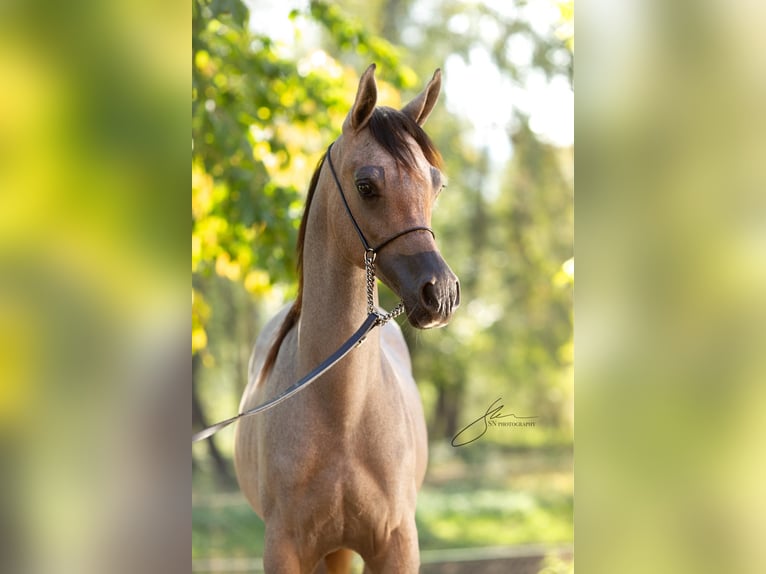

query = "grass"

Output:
[[192, 443, 572, 560], [193, 496, 266, 559], [416, 443, 573, 549]]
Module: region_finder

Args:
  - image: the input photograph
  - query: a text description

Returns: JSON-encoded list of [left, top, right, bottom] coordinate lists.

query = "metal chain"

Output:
[[364, 250, 405, 325]]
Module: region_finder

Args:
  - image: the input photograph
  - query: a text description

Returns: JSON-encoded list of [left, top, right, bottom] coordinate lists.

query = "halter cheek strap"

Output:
[[325, 142, 435, 255]]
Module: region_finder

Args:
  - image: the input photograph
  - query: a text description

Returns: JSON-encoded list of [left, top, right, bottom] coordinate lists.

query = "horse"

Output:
[[234, 63, 460, 573]]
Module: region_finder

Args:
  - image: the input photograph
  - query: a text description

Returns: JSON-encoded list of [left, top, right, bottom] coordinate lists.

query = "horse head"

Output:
[[328, 64, 460, 328]]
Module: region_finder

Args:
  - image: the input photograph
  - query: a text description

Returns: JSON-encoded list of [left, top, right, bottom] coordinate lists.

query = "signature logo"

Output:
[[451, 397, 539, 447]]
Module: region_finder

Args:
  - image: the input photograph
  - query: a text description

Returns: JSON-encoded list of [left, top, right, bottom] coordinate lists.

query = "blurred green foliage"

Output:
[[0, 2, 189, 574], [577, 2, 766, 573]]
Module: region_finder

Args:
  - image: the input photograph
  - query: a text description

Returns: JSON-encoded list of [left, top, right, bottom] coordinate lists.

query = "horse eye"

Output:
[[356, 181, 375, 198]]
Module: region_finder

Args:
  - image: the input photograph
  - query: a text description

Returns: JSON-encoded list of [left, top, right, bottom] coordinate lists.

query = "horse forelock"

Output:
[[368, 107, 443, 173]]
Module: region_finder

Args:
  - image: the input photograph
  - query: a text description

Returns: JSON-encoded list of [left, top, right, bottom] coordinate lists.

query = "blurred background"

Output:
[[576, 1, 766, 572], [192, 0, 574, 572]]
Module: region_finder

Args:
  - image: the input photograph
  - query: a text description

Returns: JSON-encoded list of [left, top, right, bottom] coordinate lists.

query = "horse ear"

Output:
[[401, 68, 442, 126], [344, 63, 378, 132]]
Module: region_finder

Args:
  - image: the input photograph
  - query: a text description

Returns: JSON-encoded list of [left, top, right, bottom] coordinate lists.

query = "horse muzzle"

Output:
[[377, 251, 460, 329]]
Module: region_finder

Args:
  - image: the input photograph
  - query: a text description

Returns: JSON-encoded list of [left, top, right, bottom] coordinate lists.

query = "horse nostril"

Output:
[[454, 279, 461, 308], [421, 281, 439, 312]]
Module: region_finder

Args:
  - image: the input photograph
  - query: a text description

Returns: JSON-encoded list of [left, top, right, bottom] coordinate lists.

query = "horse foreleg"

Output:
[[262, 526, 319, 574], [361, 519, 420, 574]]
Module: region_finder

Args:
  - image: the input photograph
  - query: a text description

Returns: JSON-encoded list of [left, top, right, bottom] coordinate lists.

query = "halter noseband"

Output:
[[326, 142, 435, 257]]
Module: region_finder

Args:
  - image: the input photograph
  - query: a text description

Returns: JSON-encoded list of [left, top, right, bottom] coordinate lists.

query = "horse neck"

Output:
[[297, 170, 382, 412]]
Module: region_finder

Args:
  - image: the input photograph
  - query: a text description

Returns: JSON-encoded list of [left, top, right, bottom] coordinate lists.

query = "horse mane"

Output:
[[258, 107, 442, 381]]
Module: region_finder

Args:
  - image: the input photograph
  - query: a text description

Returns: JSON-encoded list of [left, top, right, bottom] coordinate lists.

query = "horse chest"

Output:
[[291, 450, 416, 547], [266, 404, 416, 505]]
